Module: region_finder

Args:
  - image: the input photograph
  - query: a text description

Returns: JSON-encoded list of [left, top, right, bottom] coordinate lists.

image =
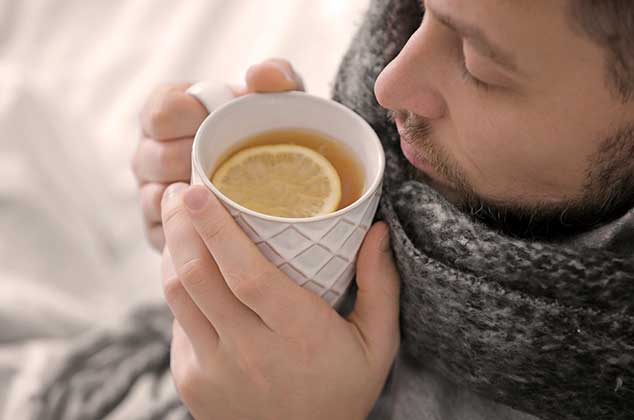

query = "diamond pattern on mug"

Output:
[[235, 215, 262, 242], [360, 188, 382, 229], [207, 181, 382, 307], [303, 280, 326, 296], [331, 264, 356, 295], [294, 218, 340, 241], [256, 242, 285, 266], [222, 201, 241, 218], [279, 263, 309, 286], [291, 244, 333, 278], [266, 227, 313, 260], [342, 199, 371, 225], [322, 290, 341, 306], [314, 256, 349, 289], [320, 220, 356, 252], [241, 213, 291, 239], [338, 228, 367, 261]]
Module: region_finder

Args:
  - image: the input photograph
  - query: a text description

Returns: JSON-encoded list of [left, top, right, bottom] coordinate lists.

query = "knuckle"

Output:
[[170, 321, 208, 402], [158, 89, 187, 116], [161, 197, 186, 226], [169, 89, 191, 109], [140, 184, 164, 221], [199, 213, 231, 242], [148, 107, 169, 136], [147, 91, 180, 135], [163, 275, 184, 305], [228, 267, 272, 301], [231, 278, 259, 301], [159, 90, 180, 114], [177, 258, 207, 287], [172, 362, 204, 403], [142, 84, 183, 137], [155, 143, 173, 171]]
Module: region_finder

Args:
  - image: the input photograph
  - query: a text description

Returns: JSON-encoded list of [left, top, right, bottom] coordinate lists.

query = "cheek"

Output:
[[448, 105, 595, 202]]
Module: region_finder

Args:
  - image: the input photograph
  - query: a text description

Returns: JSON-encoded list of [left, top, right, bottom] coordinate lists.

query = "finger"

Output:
[[145, 222, 165, 251], [170, 320, 192, 374], [170, 320, 208, 420], [245, 58, 305, 93], [181, 185, 308, 333], [163, 247, 219, 356], [140, 182, 167, 224], [140, 83, 208, 140], [170, 320, 198, 390], [348, 222, 400, 361], [171, 320, 195, 366], [162, 183, 265, 340], [132, 137, 193, 183]]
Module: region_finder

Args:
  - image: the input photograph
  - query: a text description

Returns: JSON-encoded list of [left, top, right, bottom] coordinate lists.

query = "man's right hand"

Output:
[[133, 59, 305, 251]]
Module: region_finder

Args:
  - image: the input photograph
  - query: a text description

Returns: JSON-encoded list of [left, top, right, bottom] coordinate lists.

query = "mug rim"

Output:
[[192, 91, 385, 224]]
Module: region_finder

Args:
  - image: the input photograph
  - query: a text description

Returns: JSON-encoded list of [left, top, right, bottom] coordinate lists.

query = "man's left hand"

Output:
[[161, 183, 400, 420]]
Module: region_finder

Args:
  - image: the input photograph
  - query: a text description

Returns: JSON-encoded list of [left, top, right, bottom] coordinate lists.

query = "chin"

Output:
[[407, 166, 465, 206]]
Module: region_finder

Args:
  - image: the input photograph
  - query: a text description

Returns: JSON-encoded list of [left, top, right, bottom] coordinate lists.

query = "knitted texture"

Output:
[[30, 306, 190, 420], [332, 0, 634, 419], [28, 1, 634, 419]]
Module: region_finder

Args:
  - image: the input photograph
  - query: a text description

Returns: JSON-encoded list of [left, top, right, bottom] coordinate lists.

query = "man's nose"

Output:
[[374, 26, 447, 120]]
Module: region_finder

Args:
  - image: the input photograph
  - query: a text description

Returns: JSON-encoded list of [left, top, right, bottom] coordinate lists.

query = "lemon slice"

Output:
[[212, 144, 342, 218]]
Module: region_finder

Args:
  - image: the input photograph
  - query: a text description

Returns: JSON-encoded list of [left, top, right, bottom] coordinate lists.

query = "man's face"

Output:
[[374, 0, 634, 236]]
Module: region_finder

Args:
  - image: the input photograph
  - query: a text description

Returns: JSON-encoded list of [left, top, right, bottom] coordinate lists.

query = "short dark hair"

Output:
[[569, 1, 634, 102]]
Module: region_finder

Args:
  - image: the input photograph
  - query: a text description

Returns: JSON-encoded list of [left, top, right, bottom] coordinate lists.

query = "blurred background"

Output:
[[0, 0, 369, 414]]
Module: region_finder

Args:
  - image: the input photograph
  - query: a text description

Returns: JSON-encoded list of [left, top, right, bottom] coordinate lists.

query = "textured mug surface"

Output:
[[189, 87, 384, 308]]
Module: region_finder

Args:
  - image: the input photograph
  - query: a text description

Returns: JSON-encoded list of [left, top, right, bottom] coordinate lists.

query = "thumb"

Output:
[[239, 58, 305, 94], [348, 222, 400, 361]]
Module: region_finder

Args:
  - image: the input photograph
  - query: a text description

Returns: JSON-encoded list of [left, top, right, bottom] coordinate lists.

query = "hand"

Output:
[[161, 184, 400, 420], [133, 59, 305, 250]]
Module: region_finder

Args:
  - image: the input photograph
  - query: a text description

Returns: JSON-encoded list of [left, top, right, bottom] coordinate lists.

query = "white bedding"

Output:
[[0, 0, 368, 416]]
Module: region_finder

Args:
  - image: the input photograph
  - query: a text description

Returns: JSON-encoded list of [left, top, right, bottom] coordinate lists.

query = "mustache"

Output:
[[388, 109, 470, 194], [389, 110, 433, 143]]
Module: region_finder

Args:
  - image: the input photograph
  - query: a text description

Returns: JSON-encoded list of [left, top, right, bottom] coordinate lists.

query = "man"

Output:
[[134, 0, 634, 419]]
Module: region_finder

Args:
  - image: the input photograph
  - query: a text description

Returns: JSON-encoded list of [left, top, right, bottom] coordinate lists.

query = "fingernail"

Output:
[[183, 186, 209, 211], [163, 183, 187, 202]]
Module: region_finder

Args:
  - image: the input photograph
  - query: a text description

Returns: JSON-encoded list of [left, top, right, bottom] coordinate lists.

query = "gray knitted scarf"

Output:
[[31, 1, 633, 419]]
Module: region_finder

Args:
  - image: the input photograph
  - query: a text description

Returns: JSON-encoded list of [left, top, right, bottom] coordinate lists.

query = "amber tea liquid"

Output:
[[211, 128, 365, 211]]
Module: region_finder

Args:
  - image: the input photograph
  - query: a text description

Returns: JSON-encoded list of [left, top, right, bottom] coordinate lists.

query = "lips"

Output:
[[394, 117, 439, 177]]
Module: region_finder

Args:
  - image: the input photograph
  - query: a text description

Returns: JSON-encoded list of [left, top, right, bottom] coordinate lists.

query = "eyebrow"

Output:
[[427, 6, 521, 75]]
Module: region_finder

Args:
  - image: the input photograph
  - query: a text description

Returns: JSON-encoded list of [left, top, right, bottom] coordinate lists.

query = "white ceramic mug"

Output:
[[187, 83, 384, 309]]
